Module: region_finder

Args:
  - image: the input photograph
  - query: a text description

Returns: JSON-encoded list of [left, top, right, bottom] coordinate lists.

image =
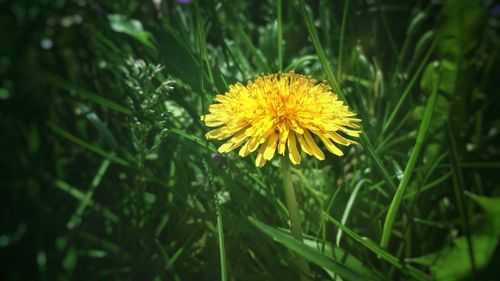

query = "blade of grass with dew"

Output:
[[324, 213, 431, 281], [249, 217, 379, 281], [47, 122, 129, 167], [380, 71, 439, 249]]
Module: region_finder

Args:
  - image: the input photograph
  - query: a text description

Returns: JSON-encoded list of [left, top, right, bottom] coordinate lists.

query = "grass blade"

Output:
[[381, 43, 435, 136], [47, 122, 129, 166], [324, 213, 430, 281], [361, 133, 398, 191], [447, 122, 477, 275], [337, 0, 350, 81], [298, 0, 342, 98], [336, 179, 368, 246], [216, 205, 228, 281], [67, 159, 111, 229], [277, 0, 283, 71], [249, 217, 379, 281], [380, 70, 440, 248]]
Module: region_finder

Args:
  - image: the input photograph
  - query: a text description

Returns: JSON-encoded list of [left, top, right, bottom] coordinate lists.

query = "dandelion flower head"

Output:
[[202, 72, 361, 167]]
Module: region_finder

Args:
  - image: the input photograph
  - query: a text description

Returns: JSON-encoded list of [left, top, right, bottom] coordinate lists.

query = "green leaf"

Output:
[[249, 217, 379, 281], [108, 14, 155, 50], [467, 193, 500, 236], [410, 234, 498, 281]]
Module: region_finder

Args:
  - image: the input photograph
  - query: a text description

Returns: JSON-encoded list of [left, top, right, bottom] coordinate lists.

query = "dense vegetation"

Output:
[[1, 0, 499, 280]]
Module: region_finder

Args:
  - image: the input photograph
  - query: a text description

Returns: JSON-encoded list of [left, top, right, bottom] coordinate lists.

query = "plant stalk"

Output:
[[281, 158, 311, 280]]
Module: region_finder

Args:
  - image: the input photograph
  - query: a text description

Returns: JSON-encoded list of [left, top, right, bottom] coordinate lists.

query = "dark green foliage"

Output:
[[1, 0, 499, 280]]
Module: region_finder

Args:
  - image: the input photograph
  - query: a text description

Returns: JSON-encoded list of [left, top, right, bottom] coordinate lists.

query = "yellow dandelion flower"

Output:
[[202, 72, 362, 167]]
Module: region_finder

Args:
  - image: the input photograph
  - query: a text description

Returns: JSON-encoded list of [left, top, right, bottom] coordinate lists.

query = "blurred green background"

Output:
[[1, 0, 500, 280]]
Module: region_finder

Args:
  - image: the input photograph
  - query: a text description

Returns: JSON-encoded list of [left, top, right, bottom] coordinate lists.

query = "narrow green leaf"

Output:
[[216, 206, 227, 281], [48, 122, 129, 166], [298, 0, 342, 99], [249, 217, 378, 281], [337, 0, 350, 81], [67, 159, 111, 229], [324, 213, 431, 281], [336, 179, 368, 245], [54, 180, 119, 223], [380, 69, 440, 248]]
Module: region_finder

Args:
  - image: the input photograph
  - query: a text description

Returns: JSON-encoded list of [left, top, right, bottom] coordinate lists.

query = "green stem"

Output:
[[281, 158, 310, 280], [277, 0, 283, 72], [337, 0, 350, 83]]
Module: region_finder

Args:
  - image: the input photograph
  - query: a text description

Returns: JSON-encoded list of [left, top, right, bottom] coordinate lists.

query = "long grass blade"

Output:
[[47, 122, 129, 166], [277, 0, 283, 72], [380, 70, 440, 248], [250, 217, 379, 281], [337, 0, 350, 82], [324, 213, 430, 281]]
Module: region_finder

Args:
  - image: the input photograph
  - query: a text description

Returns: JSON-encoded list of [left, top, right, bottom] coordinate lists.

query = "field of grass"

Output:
[[1, 0, 500, 280]]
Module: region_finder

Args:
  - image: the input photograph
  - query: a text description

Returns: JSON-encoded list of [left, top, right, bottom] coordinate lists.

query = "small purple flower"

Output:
[[177, 0, 192, 5]]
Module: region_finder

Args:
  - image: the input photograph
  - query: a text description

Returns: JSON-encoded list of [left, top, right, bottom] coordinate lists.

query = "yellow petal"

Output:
[[315, 131, 343, 156], [287, 132, 301, 164], [218, 131, 248, 153], [247, 137, 260, 154], [201, 115, 225, 127], [296, 133, 312, 155], [263, 133, 279, 160], [327, 131, 353, 146], [338, 127, 360, 137], [277, 128, 289, 155], [239, 140, 251, 157], [206, 126, 238, 140], [255, 144, 268, 167], [303, 130, 325, 160]]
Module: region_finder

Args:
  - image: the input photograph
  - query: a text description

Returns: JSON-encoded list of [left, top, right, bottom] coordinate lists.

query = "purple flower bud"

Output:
[[177, 0, 192, 5]]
